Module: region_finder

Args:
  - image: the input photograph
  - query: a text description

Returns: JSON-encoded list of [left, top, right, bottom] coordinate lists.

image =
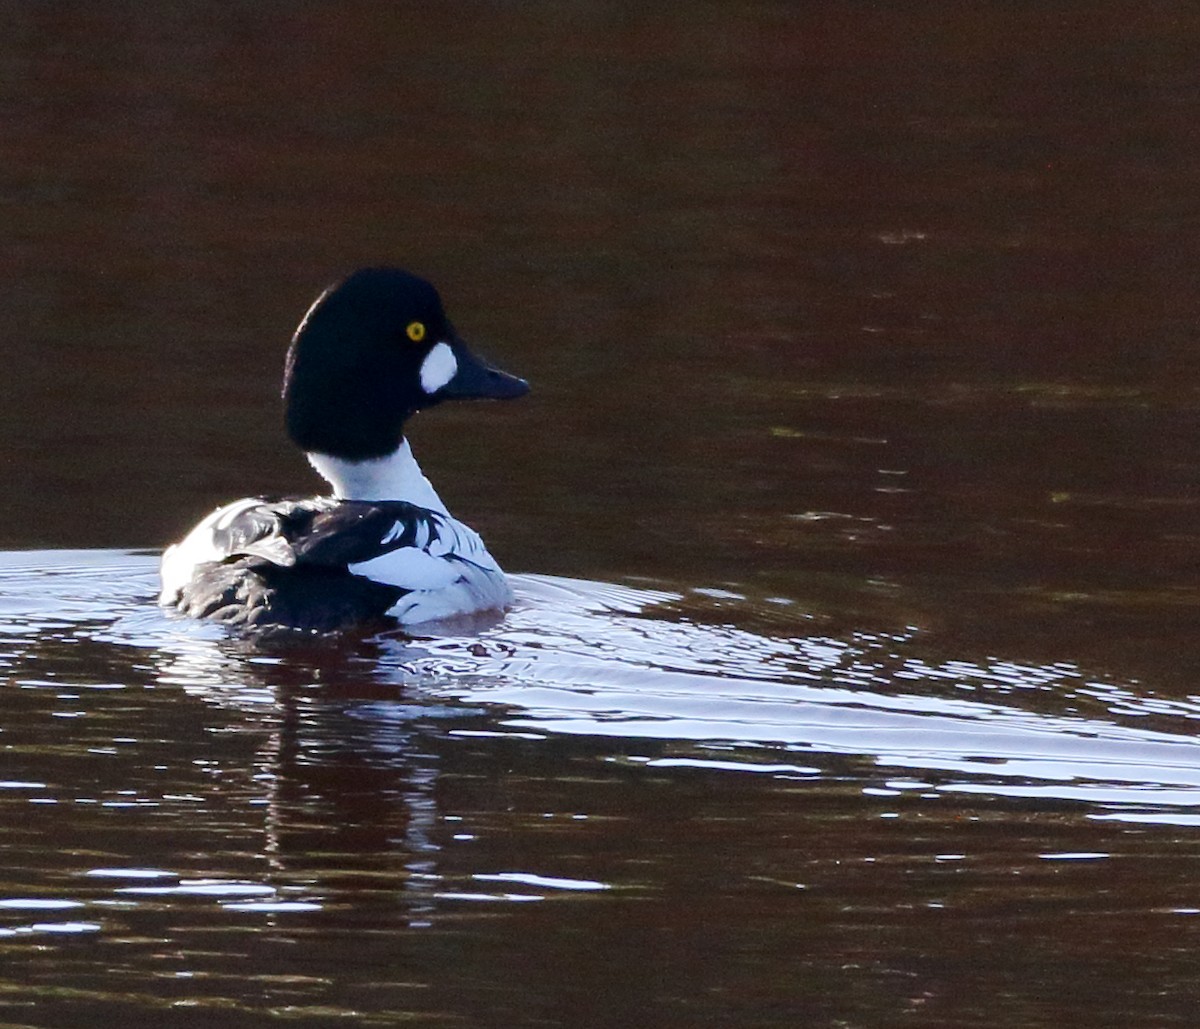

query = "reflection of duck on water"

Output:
[[152, 630, 461, 913], [160, 268, 529, 633]]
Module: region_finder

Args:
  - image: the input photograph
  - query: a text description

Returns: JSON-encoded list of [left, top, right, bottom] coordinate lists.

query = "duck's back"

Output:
[[160, 497, 512, 632]]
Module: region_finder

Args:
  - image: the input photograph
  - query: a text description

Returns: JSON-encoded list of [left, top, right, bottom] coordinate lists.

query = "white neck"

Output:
[[306, 440, 449, 513]]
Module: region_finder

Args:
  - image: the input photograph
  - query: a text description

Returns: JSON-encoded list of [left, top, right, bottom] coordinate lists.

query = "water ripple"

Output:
[[3, 552, 1200, 811]]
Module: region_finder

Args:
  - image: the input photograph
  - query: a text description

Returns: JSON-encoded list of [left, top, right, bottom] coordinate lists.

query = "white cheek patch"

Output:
[[420, 342, 458, 394]]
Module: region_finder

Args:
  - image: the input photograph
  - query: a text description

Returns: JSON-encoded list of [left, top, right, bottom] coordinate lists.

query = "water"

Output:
[[5, 2, 1200, 1026], [5, 551, 1200, 1026]]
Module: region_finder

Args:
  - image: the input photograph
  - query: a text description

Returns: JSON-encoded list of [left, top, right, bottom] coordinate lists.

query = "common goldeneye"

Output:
[[159, 267, 529, 632]]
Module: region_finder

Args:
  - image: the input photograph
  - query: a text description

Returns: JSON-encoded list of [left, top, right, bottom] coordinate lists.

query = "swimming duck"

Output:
[[159, 267, 529, 632]]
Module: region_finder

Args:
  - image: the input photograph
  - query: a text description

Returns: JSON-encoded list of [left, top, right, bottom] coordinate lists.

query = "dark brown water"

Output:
[[5, 3, 1200, 1026]]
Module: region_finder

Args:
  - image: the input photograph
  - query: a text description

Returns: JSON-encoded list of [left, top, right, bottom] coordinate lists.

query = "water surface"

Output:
[[4, 551, 1200, 1026], [5, 2, 1200, 1026]]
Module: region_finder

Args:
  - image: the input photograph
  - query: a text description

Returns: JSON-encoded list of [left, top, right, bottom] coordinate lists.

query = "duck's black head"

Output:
[[283, 267, 529, 461]]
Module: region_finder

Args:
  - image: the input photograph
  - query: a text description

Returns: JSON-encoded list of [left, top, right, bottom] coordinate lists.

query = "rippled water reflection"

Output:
[[4, 552, 1200, 1024], [8, 1, 1200, 1024]]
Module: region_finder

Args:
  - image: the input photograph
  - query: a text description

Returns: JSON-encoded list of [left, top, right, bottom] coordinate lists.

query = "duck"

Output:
[[159, 267, 529, 633]]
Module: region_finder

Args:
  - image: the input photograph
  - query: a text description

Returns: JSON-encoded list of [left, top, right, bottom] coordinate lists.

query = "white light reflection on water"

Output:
[[474, 872, 612, 892], [0, 921, 103, 937], [4, 551, 1200, 813], [0, 899, 85, 910], [395, 574, 1200, 805]]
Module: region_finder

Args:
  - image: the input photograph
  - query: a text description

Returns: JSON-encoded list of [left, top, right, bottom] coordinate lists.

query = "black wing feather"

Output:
[[179, 559, 405, 632], [172, 497, 448, 633], [288, 501, 444, 566]]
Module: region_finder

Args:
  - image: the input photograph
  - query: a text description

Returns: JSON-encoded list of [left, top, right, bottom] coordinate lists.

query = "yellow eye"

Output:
[[406, 321, 426, 343]]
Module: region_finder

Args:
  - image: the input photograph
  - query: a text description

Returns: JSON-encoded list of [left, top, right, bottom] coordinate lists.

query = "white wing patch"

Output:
[[380, 519, 408, 546], [353, 512, 512, 623], [349, 547, 462, 591], [352, 512, 499, 590]]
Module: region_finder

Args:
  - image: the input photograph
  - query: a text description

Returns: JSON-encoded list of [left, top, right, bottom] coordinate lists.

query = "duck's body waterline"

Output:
[[159, 267, 528, 632]]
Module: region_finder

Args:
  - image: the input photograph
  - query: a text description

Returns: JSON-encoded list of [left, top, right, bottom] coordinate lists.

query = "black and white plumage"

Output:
[[159, 267, 528, 633]]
